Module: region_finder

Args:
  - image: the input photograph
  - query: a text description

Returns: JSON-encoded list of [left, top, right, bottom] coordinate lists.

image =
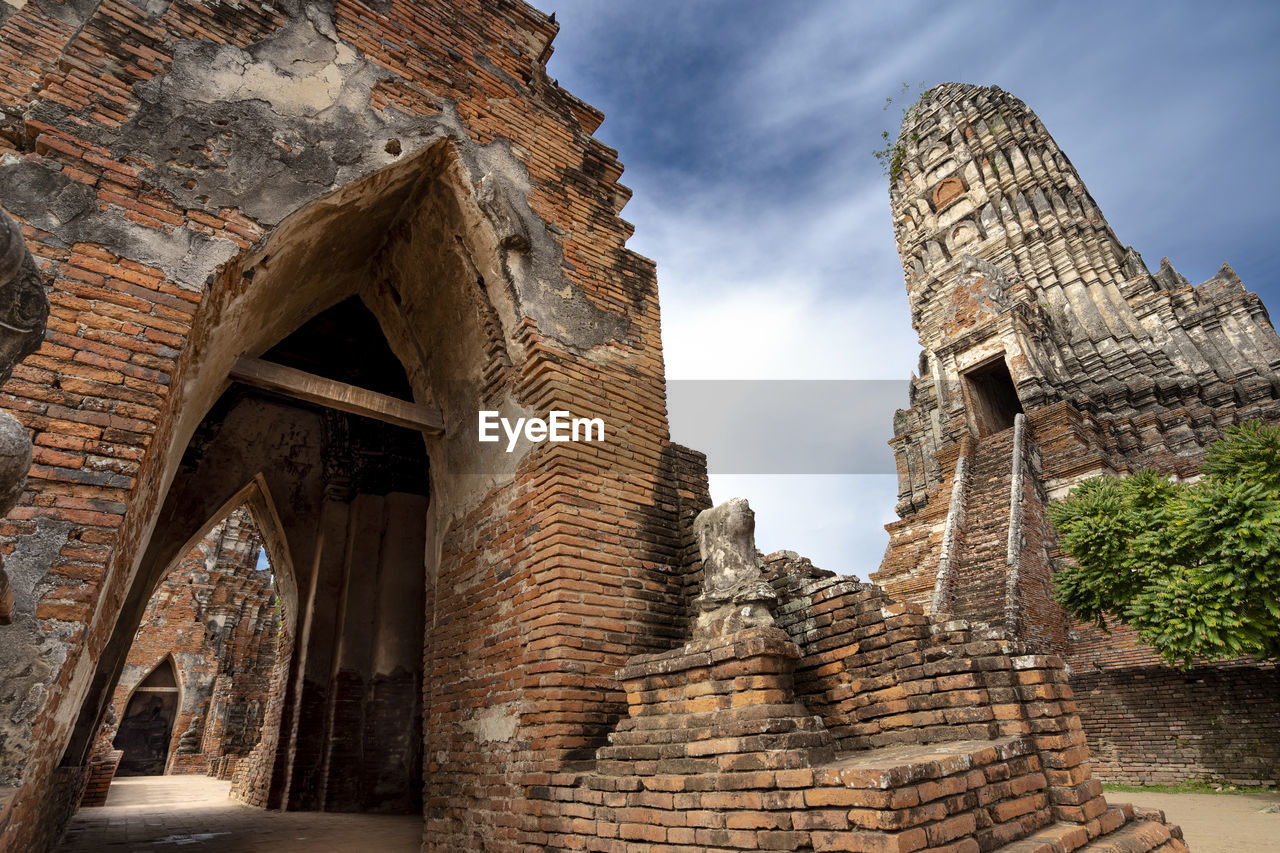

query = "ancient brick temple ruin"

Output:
[[77, 506, 278, 805], [0, 1, 1200, 850], [873, 83, 1280, 786]]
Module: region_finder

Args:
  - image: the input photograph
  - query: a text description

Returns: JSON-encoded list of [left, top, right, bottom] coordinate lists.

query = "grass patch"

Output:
[[1104, 780, 1275, 796]]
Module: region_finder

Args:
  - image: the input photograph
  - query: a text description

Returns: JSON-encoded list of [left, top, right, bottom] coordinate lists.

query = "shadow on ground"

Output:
[[57, 777, 421, 852]]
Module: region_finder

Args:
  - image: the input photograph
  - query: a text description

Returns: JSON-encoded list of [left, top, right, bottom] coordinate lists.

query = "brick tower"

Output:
[[873, 83, 1280, 783]]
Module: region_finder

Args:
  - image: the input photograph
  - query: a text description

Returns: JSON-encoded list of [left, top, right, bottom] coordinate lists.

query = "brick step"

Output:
[[808, 736, 1061, 849], [599, 728, 832, 760], [606, 705, 827, 745], [942, 582, 1003, 599], [819, 736, 1031, 788], [965, 543, 1007, 557], [594, 741, 832, 777], [969, 483, 1011, 494], [967, 512, 1010, 523], [1077, 816, 1185, 853], [956, 566, 1005, 579], [966, 520, 1008, 531], [967, 517, 1010, 529], [950, 589, 1005, 605], [954, 427, 1017, 619], [993, 808, 1185, 853]]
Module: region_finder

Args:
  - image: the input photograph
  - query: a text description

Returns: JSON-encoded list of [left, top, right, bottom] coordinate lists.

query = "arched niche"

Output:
[[932, 176, 966, 211], [113, 657, 181, 777], [947, 220, 981, 253]]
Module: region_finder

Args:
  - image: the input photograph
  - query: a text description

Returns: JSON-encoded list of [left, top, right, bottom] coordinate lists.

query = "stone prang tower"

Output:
[[874, 82, 1280, 785]]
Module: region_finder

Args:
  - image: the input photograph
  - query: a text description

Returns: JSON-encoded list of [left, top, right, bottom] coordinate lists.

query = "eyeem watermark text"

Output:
[[479, 410, 605, 452]]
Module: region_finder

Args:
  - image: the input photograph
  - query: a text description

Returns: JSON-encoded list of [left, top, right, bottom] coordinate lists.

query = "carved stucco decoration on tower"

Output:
[[941, 253, 1017, 337], [0, 205, 49, 624], [691, 497, 777, 638]]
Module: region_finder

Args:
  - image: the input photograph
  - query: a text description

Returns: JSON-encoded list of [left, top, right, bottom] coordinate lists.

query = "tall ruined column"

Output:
[[891, 83, 1139, 356], [875, 82, 1280, 628], [874, 82, 1280, 786]]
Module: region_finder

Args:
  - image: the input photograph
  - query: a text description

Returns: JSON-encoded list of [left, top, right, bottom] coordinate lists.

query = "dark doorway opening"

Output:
[[962, 356, 1023, 436], [114, 660, 179, 776]]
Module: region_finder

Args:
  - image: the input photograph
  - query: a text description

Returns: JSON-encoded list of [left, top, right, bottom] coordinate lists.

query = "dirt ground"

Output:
[[1110, 790, 1280, 853]]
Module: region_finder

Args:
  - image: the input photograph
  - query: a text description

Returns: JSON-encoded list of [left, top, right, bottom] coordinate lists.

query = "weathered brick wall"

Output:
[[1006, 425, 1071, 655], [665, 442, 713, 628], [230, 624, 294, 808], [1067, 617, 1280, 786], [1071, 662, 1280, 787], [876, 438, 965, 608]]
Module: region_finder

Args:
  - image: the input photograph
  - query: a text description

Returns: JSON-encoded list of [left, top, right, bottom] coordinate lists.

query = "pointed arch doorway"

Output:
[[61, 141, 506, 815], [113, 658, 180, 777]]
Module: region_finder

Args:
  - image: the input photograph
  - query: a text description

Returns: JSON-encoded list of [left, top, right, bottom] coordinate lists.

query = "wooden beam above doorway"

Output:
[[230, 356, 444, 436]]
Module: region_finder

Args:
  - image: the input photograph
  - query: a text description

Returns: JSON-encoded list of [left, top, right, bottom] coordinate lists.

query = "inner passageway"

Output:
[[56, 777, 420, 852]]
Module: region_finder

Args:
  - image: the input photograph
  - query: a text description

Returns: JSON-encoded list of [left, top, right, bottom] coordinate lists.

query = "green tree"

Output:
[[1049, 421, 1280, 667]]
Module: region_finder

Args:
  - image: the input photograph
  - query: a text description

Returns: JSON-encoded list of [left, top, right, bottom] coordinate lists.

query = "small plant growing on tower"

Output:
[[1049, 420, 1280, 668], [873, 82, 931, 178]]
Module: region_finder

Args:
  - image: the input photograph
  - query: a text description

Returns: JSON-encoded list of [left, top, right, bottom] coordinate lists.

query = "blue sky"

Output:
[[539, 1, 1280, 577]]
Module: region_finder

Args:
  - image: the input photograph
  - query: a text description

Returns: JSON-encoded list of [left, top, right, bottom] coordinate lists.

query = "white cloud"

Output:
[[542, 0, 1280, 575], [623, 178, 917, 382], [709, 474, 900, 580]]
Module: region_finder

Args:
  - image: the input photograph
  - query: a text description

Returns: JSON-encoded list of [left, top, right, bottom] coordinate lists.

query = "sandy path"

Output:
[[1110, 790, 1280, 853]]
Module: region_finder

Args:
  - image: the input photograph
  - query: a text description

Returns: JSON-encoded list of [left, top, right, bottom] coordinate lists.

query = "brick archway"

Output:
[[57, 145, 509, 817], [0, 5, 681, 848], [18, 125, 683, 845]]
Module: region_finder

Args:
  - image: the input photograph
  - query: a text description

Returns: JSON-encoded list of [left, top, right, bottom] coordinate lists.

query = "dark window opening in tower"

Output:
[[962, 356, 1023, 436]]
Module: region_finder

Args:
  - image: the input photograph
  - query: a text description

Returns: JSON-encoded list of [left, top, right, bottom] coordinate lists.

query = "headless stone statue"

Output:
[[691, 497, 777, 638]]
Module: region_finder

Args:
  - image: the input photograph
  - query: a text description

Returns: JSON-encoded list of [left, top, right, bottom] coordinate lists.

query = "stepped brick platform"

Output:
[[525, 551, 1187, 852]]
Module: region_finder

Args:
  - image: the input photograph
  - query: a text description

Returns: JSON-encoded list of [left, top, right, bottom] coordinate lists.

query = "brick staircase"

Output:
[[950, 425, 1019, 627]]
